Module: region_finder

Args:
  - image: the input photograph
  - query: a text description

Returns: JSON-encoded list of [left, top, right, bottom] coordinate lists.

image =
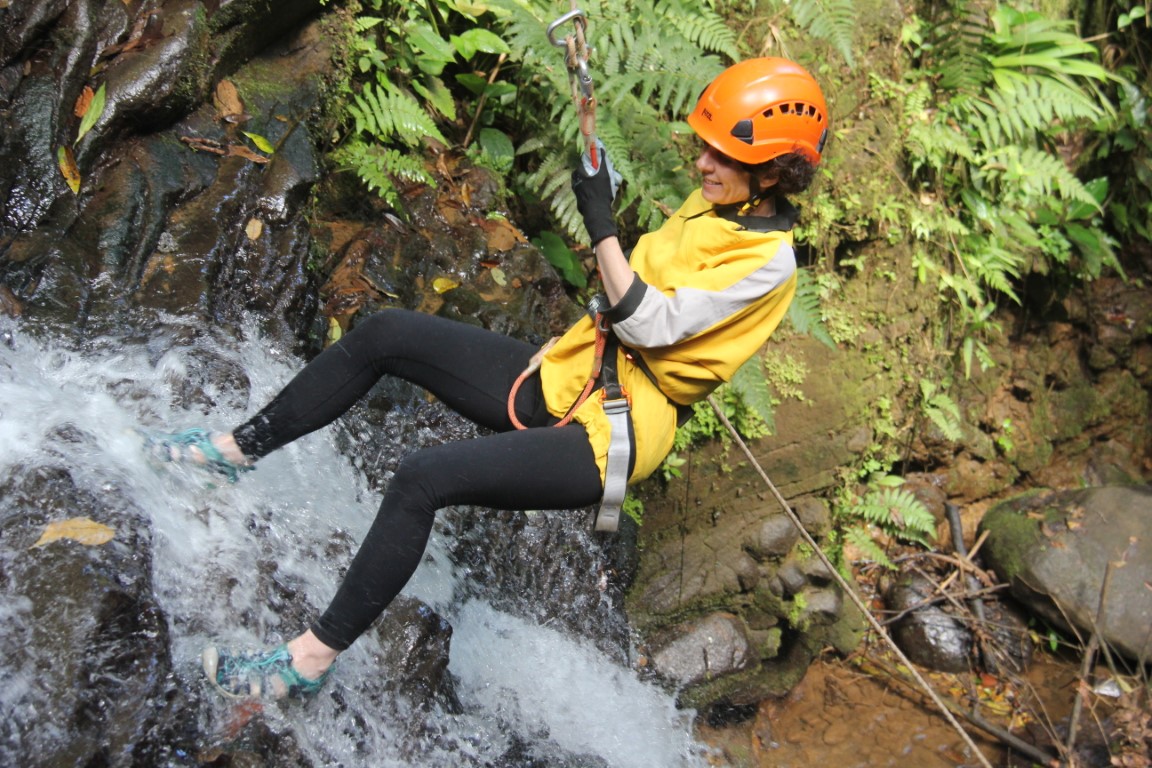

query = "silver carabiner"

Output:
[[546, 9, 587, 48]]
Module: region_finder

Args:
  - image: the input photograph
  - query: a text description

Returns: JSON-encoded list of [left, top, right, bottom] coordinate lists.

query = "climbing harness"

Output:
[[546, 6, 599, 170], [506, 294, 632, 533], [590, 300, 633, 533]]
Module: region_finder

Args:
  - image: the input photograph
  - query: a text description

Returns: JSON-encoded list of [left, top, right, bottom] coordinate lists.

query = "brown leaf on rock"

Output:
[[32, 518, 116, 548], [477, 216, 526, 252], [98, 11, 166, 60], [213, 80, 246, 122], [180, 136, 227, 156], [319, 239, 392, 344], [74, 86, 95, 117], [0, 285, 24, 317], [225, 144, 270, 164]]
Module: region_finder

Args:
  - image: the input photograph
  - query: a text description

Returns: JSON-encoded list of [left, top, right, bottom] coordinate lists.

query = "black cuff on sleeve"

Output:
[[603, 272, 646, 324]]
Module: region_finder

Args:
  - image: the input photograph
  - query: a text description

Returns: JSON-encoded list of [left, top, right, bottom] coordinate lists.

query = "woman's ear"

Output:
[[757, 170, 779, 193]]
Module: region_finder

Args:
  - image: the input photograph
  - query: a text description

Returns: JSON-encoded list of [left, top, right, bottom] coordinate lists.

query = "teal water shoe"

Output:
[[141, 428, 253, 483], [202, 644, 330, 700]]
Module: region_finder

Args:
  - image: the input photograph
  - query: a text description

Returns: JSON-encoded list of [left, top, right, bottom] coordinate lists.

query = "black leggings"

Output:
[[232, 310, 604, 651]]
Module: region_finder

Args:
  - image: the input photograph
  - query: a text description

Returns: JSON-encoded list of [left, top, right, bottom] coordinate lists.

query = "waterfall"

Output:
[[0, 317, 710, 767]]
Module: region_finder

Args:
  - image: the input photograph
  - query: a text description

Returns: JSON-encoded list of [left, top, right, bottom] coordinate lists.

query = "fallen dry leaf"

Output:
[[245, 218, 263, 241], [477, 216, 525, 252], [74, 86, 95, 118], [57, 145, 81, 193], [0, 284, 24, 317], [33, 517, 116, 548], [225, 144, 270, 164], [213, 79, 244, 120]]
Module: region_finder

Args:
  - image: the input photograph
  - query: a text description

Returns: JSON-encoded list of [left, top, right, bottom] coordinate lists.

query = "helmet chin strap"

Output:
[[738, 178, 772, 216]]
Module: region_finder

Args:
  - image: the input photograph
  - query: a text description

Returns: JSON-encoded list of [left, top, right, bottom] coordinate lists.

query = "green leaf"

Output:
[[242, 132, 275, 154], [411, 76, 458, 121], [531, 230, 586, 288], [406, 21, 456, 74], [74, 83, 106, 145], [477, 127, 515, 172], [729, 356, 776, 432], [451, 28, 510, 60]]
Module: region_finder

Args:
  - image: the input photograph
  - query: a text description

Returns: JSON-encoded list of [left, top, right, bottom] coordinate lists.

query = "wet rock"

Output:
[[792, 495, 831, 537], [648, 612, 754, 688], [441, 503, 634, 664], [886, 572, 974, 673], [981, 598, 1035, 675], [795, 585, 842, 628], [776, 558, 808, 596], [373, 596, 459, 712], [1, 1, 329, 345], [749, 512, 799, 559], [0, 464, 196, 767], [980, 485, 1152, 663]]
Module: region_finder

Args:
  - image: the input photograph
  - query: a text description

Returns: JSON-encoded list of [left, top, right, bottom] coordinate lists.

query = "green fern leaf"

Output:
[[729, 356, 776, 433], [348, 82, 448, 148], [786, 268, 835, 348], [789, 0, 857, 67], [855, 487, 937, 547], [844, 526, 895, 569]]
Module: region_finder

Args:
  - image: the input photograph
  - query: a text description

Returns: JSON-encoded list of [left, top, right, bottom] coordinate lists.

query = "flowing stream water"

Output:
[[0, 317, 710, 767]]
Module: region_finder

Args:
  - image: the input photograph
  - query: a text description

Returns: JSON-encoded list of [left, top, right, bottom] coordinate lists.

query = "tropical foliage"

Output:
[[888, 3, 1126, 373]]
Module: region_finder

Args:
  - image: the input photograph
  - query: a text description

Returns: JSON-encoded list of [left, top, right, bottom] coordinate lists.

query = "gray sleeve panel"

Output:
[[611, 242, 796, 349]]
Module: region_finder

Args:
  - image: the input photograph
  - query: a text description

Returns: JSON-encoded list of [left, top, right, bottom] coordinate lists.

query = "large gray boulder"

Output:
[[979, 485, 1152, 663]]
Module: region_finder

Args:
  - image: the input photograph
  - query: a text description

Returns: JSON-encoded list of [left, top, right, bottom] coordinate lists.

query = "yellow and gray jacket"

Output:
[[540, 189, 799, 487]]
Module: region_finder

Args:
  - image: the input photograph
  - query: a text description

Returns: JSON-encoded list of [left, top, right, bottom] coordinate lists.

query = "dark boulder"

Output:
[[980, 485, 1152, 664]]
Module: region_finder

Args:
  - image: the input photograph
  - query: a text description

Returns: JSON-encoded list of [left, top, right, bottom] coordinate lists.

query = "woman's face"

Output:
[[696, 144, 759, 205]]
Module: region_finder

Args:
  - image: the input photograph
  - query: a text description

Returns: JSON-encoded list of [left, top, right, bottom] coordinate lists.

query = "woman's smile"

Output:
[[696, 145, 753, 206]]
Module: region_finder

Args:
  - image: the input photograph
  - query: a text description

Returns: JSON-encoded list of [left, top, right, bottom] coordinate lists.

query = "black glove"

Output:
[[571, 140, 623, 246]]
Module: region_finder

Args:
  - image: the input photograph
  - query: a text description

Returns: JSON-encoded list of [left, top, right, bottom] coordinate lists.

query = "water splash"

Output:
[[0, 318, 710, 767]]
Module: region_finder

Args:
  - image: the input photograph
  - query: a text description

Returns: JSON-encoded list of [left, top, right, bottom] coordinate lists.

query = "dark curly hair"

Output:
[[746, 152, 818, 195]]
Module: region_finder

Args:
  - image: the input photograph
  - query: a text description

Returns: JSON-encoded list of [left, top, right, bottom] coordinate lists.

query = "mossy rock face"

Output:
[[980, 486, 1152, 663]]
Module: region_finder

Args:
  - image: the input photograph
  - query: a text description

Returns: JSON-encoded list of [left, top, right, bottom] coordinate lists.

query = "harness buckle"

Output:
[[600, 388, 630, 410]]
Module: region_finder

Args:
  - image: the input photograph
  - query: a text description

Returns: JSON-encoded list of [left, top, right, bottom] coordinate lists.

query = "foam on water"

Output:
[[0, 319, 709, 767]]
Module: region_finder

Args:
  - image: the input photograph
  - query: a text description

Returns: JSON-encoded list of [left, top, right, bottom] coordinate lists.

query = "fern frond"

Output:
[[789, 0, 857, 68], [854, 488, 937, 547], [333, 141, 436, 206], [654, 0, 740, 60], [965, 76, 1105, 148], [932, 2, 990, 94], [980, 145, 1100, 210], [729, 356, 776, 433], [786, 268, 835, 348], [348, 81, 448, 148], [957, 235, 1022, 303], [919, 380, 964, 441], [844, 526, 896, 569]]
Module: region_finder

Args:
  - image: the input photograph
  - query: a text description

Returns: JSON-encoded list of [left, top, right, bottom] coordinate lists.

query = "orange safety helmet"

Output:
[[687, 57, 829, 166]]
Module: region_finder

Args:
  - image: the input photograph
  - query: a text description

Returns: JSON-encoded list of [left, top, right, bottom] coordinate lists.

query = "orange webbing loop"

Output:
[[506, 321, 607, 430]]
